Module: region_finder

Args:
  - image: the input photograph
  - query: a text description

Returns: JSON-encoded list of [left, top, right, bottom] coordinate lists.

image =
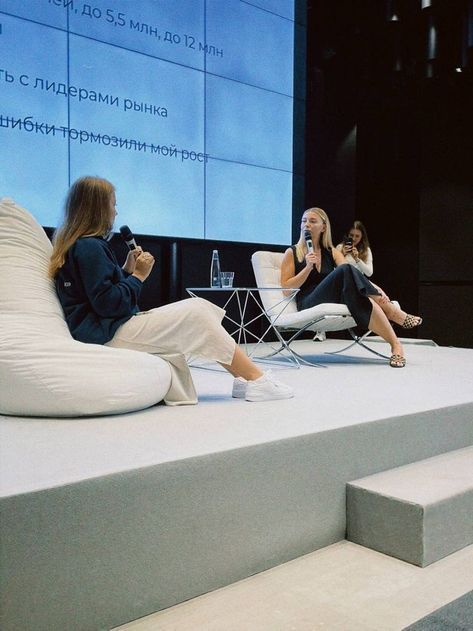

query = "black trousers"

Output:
[[298, 264, 380, 331]]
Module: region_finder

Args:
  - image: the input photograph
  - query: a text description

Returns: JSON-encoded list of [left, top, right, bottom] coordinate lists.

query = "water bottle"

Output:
[[210, 249, 221, 287]]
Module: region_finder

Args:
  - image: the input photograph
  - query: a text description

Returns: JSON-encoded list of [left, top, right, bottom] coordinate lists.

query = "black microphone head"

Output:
[[304, 229, 314, 253], [119, 225, 133, 240]]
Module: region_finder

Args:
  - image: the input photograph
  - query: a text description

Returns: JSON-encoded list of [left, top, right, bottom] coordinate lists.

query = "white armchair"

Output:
[[251, 251, 389, 366]]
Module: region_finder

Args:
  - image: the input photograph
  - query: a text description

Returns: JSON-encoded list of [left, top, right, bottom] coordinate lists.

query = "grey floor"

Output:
[[114, 541, 473, 630]]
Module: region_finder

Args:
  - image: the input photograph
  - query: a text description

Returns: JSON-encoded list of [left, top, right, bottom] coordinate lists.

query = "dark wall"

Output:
[[418, 77, 473, 347], [305, 0, 360, 240], [356, 76, 420, 320], [306, 0, 473, 347]]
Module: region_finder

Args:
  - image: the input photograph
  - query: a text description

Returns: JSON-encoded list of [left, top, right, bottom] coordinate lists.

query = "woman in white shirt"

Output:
[[335, 218, 422, 334], [337, 220, 373, 277]]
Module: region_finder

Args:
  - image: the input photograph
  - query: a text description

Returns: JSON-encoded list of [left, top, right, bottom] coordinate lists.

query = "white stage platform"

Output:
[[1, 340, 473, 631]]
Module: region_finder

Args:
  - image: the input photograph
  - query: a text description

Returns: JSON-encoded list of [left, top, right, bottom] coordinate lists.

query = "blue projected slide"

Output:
[[0, 0, 296, 244]]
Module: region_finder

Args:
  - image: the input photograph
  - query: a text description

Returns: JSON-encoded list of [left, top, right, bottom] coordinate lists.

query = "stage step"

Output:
[[346, 446, 473, 567]]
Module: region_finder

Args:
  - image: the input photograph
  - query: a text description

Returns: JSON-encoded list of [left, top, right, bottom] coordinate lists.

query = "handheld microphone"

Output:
[[304, 229, 314, 254], [119, 225, 138, 250]]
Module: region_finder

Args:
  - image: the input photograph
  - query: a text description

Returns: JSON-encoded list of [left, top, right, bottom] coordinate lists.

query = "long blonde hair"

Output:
[[295, 207, 334, 263], [49, 176, 115, 278]]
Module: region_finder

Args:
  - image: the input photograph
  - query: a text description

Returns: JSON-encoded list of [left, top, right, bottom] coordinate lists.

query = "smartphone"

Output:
[[344, 237, 353, 248]]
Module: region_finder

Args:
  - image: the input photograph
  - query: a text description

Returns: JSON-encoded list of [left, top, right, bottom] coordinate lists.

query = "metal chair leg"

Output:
[[327, 329, 391, 359]]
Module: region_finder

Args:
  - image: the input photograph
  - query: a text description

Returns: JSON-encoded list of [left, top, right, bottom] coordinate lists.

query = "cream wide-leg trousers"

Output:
[[106, 297, 236, 405]]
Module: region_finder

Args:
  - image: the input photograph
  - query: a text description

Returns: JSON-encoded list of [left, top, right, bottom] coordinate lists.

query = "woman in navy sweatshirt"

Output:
[[49, 176, 293, 404]]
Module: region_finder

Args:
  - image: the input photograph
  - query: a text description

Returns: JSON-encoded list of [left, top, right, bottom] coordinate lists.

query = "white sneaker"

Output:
[[232, 377, 247, 399], [245, 370, 294, 402]]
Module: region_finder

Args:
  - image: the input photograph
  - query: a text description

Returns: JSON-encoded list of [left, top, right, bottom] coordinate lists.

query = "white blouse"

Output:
[[336, 244, 373, 277]]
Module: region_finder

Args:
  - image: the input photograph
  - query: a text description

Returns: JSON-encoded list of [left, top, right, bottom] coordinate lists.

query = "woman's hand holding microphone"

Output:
[[122, 246, 142, 274], [119, 224, 154, 282], [305, 251, 318, 269], [132, 250, 155, 282]]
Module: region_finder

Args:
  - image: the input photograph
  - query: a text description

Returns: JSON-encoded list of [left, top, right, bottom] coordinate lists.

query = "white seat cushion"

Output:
[[0, 198, 171, 417], [275, 302, 354, 329]]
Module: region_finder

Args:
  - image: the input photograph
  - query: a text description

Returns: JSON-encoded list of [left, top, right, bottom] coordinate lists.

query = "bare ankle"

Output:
[[244, 368, 264, 381], [385, 304, 406, 326], [391, 342, 404, 356]]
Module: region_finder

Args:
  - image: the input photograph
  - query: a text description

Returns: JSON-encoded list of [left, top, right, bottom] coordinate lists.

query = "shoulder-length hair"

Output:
[[351, 219, 370, 262], [295, 207, 334, 263], [49, 176, 115, 278]]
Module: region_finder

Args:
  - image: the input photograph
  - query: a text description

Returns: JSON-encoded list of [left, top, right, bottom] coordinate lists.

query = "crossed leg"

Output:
[[369, 282, 422, 329]]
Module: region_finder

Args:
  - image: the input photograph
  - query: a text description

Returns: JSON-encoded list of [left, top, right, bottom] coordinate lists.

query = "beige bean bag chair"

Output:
[[0, 198, 171, 417]]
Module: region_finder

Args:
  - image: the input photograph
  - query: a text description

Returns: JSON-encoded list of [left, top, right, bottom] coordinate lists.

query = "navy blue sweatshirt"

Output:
[[55, 236, 142, 344]]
